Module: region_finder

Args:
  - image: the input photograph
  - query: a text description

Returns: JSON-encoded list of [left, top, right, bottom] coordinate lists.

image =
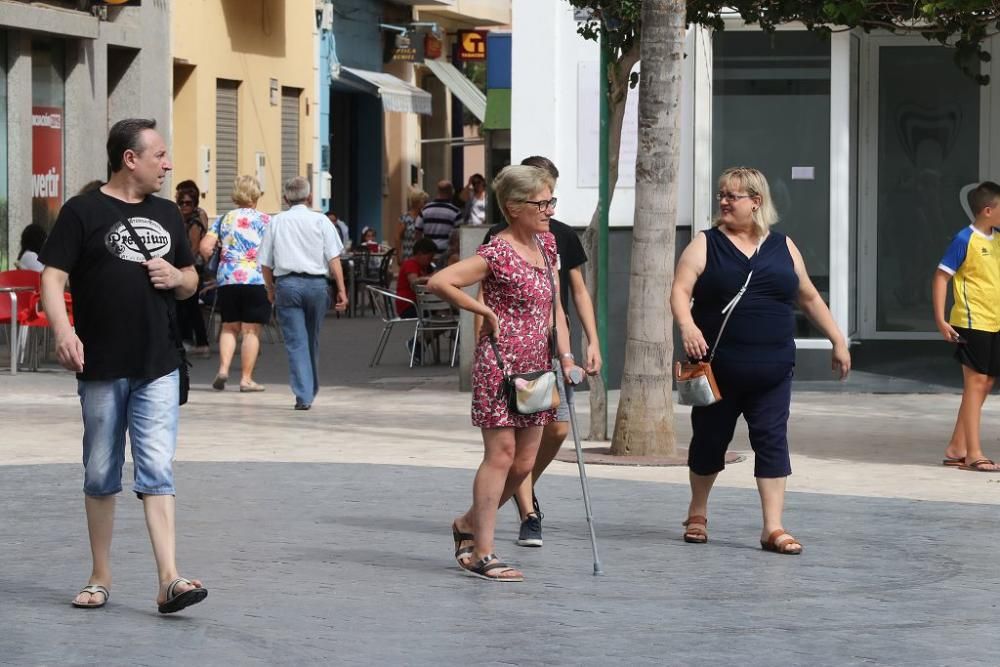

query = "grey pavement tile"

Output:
[[1, 462, 997, 666]]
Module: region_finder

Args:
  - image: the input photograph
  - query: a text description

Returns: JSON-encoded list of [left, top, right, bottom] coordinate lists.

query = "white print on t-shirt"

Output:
[[105, 217, 173, 263]]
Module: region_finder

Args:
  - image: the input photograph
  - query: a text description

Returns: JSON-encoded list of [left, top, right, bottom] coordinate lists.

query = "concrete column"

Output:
[[7, 33, 32, 262], [64, 38, 108, 196], [456, 225, 483, 392]]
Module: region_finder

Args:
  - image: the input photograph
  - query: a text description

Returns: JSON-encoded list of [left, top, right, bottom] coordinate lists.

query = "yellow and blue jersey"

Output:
[[938, 225, 1000, 332]]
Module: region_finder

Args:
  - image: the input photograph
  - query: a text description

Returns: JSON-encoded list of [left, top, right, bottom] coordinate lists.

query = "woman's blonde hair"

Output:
[[492, 165, 555, 223], [407, 186, 428, 211], [713, 166, 779, 237], [231, 174, 263, 207]]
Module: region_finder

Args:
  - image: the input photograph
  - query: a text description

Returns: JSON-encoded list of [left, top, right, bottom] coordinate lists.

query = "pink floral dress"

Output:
[[472, 233, 558, 428]]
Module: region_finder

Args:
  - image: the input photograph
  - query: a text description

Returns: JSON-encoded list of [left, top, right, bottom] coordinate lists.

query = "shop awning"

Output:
[[483, 89, 511, 131], [423, 59, 487, 123], [338, 67, 433, 116]]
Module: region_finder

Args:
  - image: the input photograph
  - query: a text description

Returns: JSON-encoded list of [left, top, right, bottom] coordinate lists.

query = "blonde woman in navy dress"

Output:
[[429, 165, 576, 582], [671, 167, 851, 555]]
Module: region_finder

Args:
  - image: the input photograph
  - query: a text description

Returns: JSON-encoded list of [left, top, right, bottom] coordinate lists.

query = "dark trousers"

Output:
[[177, 292, 208, 347], [688, 362, 794, 478]]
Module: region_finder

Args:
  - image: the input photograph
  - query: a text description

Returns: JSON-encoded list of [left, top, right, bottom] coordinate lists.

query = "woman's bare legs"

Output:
[[217, 322, 240, 380], [239, 323, 262, 386], [454, 426, 543, 577]]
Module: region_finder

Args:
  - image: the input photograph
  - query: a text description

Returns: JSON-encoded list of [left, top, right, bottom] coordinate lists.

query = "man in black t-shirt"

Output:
[[40, 118, 208, 614], [481, 156, 603, 549]]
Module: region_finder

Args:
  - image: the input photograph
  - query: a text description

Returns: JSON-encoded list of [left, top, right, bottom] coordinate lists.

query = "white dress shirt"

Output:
[[259, 204, 344, 277]]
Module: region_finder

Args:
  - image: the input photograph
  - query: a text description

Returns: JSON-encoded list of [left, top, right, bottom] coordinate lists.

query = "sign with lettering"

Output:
[[32, 106, 63, 227], [457, 30, 488, 61]]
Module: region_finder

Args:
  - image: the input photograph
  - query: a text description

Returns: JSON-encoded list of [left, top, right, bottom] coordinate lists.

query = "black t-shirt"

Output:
[[483, 218, 588, 313], [39, 189, 194, 381]]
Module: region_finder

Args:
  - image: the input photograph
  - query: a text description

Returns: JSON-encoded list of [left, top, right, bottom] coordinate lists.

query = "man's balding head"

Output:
[[436, 180, 454, 199]]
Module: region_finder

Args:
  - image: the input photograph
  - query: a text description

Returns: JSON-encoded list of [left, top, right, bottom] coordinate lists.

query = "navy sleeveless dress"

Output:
[[687, 227, 799, 478]]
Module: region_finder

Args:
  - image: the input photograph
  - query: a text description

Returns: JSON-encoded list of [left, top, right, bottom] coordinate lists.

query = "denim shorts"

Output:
[[77, 370, 179, 497]]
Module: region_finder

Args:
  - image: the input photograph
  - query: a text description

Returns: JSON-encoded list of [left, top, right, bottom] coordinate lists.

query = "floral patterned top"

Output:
[[471, 232, 558, 429], [210, 207, 271, 286]]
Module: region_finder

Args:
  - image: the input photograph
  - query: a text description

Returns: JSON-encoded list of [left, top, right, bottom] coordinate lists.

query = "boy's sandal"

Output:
[[942, 456, 965, 467], [239, 382, 266, 393], [462, 553, 524, 582], [760, 529, 802, 555], [211, 374, 227, 391], [451, 522, 475, 565], [71, 584, 109, 609], [682, 515, 708, 543], [958, 458, 1000, 472]]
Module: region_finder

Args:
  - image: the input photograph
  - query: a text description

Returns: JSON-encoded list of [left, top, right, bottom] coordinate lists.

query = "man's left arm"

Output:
[[568, 267, 602, 376]]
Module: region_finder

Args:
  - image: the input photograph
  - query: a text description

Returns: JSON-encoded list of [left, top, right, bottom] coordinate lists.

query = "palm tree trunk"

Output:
[[582, 43, 639, 441], [609, 0, 683, 456]]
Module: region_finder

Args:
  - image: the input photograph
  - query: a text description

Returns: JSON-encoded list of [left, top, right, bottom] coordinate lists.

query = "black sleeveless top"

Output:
[[691, 228, 799, 366]]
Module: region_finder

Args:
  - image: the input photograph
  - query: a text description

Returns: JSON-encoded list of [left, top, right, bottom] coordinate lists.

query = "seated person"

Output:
[[396, 238, 437, 317], [16, 223, 47, 272], [360, 226, 381, 253]]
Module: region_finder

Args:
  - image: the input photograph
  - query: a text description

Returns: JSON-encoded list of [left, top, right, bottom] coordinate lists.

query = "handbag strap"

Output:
[[488, 234, 559, 374], [536, 235, 558, 360], [707, 235, 765, 362]]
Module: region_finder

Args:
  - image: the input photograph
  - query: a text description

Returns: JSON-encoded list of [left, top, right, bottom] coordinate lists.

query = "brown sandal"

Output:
[[761, 529, 802, 555], [682, 515, 708, 543]]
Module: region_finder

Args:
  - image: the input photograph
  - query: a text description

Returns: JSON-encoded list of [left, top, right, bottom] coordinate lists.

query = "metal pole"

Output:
[[597, 28, 610, 385], [566, 370, 603, 575]]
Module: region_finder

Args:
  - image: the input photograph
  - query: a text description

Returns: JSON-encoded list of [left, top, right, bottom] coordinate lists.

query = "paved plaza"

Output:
[[2, 314, 999, 665]]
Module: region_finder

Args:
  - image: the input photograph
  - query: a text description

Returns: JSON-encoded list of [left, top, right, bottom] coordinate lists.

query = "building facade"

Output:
[[514, 1, 1000, 384], [317, 0, 507, 247], [0, 0, 170, 269], [170, 0, 318, 216]]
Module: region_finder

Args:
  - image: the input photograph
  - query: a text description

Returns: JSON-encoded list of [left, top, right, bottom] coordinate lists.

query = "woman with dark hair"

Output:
[[175, 187, 210, 356], [16, 223, 48, 272]]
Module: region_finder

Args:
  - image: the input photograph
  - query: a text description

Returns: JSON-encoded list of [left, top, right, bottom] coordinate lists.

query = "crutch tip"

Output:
[[593, 566, 604, 576]]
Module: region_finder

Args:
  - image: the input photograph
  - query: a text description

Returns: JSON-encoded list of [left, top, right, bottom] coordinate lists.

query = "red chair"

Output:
[[16, 290, 73, 370], [0, 271, 42, 369]]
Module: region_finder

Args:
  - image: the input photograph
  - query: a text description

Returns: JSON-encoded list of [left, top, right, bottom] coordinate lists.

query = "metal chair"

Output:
[[365, 285, 420, 367], [356, 248, 396, 316], [414, 284, 460, 367]]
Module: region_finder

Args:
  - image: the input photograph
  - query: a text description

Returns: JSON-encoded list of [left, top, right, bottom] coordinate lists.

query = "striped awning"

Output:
[[337, 67, 432, 116], [422, 59, 487, 122]]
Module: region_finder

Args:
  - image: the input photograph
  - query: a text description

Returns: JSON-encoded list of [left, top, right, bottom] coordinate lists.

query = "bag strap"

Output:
[[95, 192, 185, 352], [535, 235, 558, 360], [707, 235, 765, 362], [489, 235, 559, 374]]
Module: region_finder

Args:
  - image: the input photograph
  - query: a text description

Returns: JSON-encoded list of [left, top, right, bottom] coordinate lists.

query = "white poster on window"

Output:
[[577, 61, 639, 189]]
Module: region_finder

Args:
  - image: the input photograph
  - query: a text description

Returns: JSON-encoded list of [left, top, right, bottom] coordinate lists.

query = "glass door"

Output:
[[859, 37, 983, 336]]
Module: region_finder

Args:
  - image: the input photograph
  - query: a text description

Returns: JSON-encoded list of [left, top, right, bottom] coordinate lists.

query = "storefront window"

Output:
[[0, 33, 8, 269], [874, 46, 980, 332], [713, 31, 832, 338], [32, 39, 65, 232]]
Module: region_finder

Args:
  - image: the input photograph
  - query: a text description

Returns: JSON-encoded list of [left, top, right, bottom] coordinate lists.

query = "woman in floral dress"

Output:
[[199, 175, 271, 392], [429, 165, 577, 582]]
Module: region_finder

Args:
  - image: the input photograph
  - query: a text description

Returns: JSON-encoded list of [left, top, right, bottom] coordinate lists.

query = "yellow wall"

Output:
[[171, 0, 316, 214]]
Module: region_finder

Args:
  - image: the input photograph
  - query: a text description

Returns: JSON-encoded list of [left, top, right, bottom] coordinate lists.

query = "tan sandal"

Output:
[[682, 515, 708, 543], [761, 529, 802, 555], [239, 382, 266, 393]]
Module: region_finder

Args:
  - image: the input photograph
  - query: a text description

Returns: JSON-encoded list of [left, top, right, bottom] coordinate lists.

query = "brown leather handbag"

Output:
[[676, 262, 756, 407]]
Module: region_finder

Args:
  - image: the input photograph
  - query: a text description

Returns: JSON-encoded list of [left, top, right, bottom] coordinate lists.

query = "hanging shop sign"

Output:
[[457, 30, 488, 62], [424, 33, 443, 60]]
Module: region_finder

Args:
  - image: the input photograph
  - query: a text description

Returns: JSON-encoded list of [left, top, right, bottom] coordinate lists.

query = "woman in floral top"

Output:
[[199, 175, 271, 393]]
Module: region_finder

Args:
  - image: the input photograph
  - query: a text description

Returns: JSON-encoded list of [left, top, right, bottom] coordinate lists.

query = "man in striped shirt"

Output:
[[416, 180, 462, 259]]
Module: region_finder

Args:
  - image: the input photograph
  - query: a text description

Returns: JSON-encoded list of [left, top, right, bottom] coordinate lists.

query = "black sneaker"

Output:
[[294, 401, 311, 411], [517, 512, 543, 547]]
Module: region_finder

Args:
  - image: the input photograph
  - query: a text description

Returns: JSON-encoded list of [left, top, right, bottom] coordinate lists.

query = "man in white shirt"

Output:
[[260, 176, 348, 410]]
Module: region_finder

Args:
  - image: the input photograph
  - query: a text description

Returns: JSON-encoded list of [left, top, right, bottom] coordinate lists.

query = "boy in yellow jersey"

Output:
[[933, 181, 1000, 471]]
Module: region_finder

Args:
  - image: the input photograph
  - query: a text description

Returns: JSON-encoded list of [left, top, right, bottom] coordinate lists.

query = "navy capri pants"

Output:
[[687, 361, 793, 478]]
